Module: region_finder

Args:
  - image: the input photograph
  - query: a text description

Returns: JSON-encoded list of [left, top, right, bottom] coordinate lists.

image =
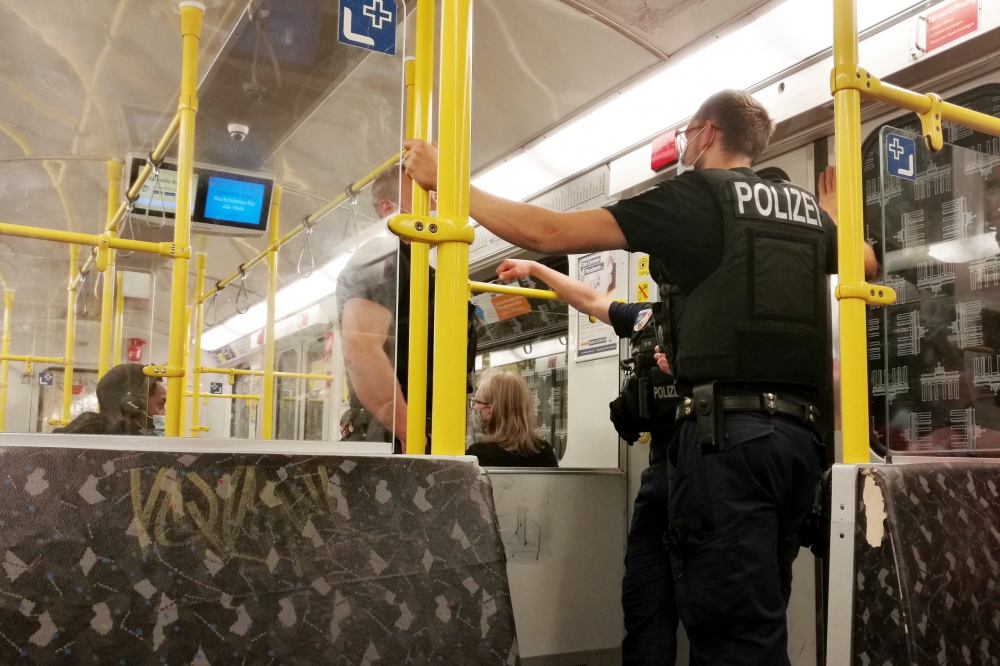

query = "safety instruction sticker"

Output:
[[210, 382, 223, 395], [577, 251, 620, 361], [885, 133, 916, 181], [636, 281, 650, 302], [637, 255, 649, 277]]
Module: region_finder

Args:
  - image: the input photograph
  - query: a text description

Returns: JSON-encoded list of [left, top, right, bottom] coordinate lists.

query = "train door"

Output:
[[275, 347, 301, 440], [229, 362, 255, 439], [303, 335, 329, 441], [35, 367, 98, 433]]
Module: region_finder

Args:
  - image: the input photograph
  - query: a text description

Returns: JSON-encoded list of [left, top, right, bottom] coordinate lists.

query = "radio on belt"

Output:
[[650, 129, 678, 172]]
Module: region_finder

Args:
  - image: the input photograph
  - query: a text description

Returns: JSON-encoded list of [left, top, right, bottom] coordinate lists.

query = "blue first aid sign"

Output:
[[338, 0, 396, 55], [885, 133, 917, 181], [38, 371, 53, 386]]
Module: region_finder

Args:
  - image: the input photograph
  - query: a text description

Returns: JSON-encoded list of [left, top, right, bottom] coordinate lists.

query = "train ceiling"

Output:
[[0, 0, 761, 320]]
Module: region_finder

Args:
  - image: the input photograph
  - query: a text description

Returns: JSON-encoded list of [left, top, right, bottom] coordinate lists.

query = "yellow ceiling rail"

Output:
[[196, 152, 400, 304], [470, 281, 560, 301], [72, 112, 182, 290], [830, 0, 1000, 468]]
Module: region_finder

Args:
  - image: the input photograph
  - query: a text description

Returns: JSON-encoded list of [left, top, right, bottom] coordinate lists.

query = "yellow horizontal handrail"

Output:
[[192, 392, 260, 400], [0, 224, 185, 258], [73, 112, 182, 288], [196, 151, 400, 303], [194, 366, 332, 381], [0, 354, 65, 364], [469, 281, 561, 301]]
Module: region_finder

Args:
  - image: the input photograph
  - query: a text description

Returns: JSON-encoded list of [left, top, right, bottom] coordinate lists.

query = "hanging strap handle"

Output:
[[235, 265, 250, 315]]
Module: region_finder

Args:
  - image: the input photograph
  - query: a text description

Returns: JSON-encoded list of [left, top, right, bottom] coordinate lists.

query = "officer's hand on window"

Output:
[[653, 345, 671, 375], [402, 139, 439, 192], [496, 259, 536, 281], [817, 165, 838, 224]]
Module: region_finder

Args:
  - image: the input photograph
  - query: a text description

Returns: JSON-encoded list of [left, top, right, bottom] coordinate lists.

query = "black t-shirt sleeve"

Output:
[[335, 241, 398, 318], [604, 174, 725, 295], [608, 301, 647, 338]]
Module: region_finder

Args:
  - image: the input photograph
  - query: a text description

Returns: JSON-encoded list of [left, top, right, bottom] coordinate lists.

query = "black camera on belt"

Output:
[[609, 302, 683, 444]]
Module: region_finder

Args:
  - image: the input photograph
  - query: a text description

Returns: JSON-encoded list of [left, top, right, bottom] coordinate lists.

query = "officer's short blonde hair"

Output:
[[693, 90, 775, 164]]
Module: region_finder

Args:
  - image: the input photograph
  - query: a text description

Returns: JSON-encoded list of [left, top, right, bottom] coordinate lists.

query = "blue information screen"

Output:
[[204, 177, 266, 225]]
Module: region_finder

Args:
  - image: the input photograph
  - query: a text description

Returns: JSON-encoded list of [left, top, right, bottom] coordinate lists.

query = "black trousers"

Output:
[[622, 413, 824, 666]]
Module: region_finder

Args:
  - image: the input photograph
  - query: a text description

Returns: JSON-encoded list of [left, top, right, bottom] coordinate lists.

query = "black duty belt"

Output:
[[676, 384, 822, 451]]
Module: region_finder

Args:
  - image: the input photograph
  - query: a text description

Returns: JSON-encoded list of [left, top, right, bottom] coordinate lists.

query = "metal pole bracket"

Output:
[[918, 93, 945, 151], [835, 281, 896, 306], [158, 243, 191, 259], [143, 365, 185, 378], [830, 64, 875, 95], [388, 213, 475, 245]]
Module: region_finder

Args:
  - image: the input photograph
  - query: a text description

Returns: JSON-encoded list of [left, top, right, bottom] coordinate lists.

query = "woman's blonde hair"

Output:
[[476, 370, 545, 456]]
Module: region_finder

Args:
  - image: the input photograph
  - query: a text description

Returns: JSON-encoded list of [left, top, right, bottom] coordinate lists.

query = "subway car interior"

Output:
[[0, 0, 998, 663]]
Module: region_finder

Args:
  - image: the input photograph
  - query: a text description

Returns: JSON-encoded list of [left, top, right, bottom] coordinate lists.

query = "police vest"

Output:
[[673, 169, 832, 388]]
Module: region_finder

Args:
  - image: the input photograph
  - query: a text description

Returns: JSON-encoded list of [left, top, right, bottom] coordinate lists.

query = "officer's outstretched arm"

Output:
[[496, 259, 614, 325], [341, 298, 409, 447], [403, 140, 628, 254]]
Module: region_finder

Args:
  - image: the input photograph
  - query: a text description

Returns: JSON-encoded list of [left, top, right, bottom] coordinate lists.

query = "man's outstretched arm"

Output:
[[403, 140, 628, 255], [495, 258, 615, 325]]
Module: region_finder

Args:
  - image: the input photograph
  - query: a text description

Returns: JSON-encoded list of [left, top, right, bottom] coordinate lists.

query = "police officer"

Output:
[[403, 89, 877, 665]]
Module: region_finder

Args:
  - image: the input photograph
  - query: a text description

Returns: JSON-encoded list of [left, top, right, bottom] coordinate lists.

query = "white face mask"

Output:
[[472, 408, 489, 433], [150, 414, 166, 437], [676, 125, 707, 175]]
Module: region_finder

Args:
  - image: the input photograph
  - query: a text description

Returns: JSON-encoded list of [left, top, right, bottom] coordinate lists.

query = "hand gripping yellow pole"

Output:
[[261, 187, 282, 440], [0, 288, 12, 431], [113, 272, 125, 366], [832, 0, 869, 464], [404, 0, 436, 454], [163, 0, 204, 437], [428, 0, 474, 455], [57, 244, 81, 427], [190, 253, 206, 437], [98, 160, 123, 379]]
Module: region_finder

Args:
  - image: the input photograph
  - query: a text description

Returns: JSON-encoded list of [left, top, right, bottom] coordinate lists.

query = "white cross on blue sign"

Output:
[[885, 133, 916, 181], [38, 371, 53, 386], [339, 0, 396, 55]]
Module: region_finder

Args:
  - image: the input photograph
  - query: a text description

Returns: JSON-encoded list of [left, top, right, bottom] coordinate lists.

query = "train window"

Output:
[[467, 258, 571, 460], [36, 368, 98, 434], [864, 84, 1000, 455]]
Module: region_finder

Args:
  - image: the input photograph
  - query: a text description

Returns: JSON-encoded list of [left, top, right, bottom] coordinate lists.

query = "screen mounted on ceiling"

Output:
[[125, 155, 274, 237]]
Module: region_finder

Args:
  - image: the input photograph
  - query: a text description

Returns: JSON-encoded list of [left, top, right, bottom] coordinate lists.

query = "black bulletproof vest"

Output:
[[674, 169, 832, 388]]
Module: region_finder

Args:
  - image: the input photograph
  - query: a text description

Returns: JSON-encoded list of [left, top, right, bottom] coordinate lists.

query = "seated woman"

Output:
[[467, 371, 558, 468], [54, 363, 165, 435]]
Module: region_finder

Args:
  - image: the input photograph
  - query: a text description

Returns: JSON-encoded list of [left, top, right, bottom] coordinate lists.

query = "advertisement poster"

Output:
[[576, 251, 620, 361]]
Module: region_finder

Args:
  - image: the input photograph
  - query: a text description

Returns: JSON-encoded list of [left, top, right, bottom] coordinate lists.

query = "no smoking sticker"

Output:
[[637, 281, 649, 302]]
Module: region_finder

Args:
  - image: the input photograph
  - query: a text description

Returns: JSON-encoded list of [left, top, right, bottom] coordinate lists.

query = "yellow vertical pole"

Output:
[[190, 253, 206, 437], [833, 0, 870, 464], [404, 0, 435, 454], [0, 289, 13, 431], [261, 187, 282, 440], [181, 305, 191, 431], [60, 244, 80, 426], [429, 0, 473, 455], [164, 0, 204, 437], [98, 160, 123, 379], [112, 272, 125, 366]]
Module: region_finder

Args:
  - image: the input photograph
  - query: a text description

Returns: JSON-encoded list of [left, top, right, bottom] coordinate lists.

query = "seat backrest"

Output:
[[852, 462, 1000, 665], [0, 447, 518, 664]]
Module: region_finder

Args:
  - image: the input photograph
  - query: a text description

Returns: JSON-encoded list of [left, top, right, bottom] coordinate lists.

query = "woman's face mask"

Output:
[[473, 409, 488, 433], [150, 414, 166, 437]]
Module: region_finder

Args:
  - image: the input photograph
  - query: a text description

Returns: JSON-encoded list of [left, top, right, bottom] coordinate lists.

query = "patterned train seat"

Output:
[[853, 463, 1000, 665], [0, 448, 518, 665]]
